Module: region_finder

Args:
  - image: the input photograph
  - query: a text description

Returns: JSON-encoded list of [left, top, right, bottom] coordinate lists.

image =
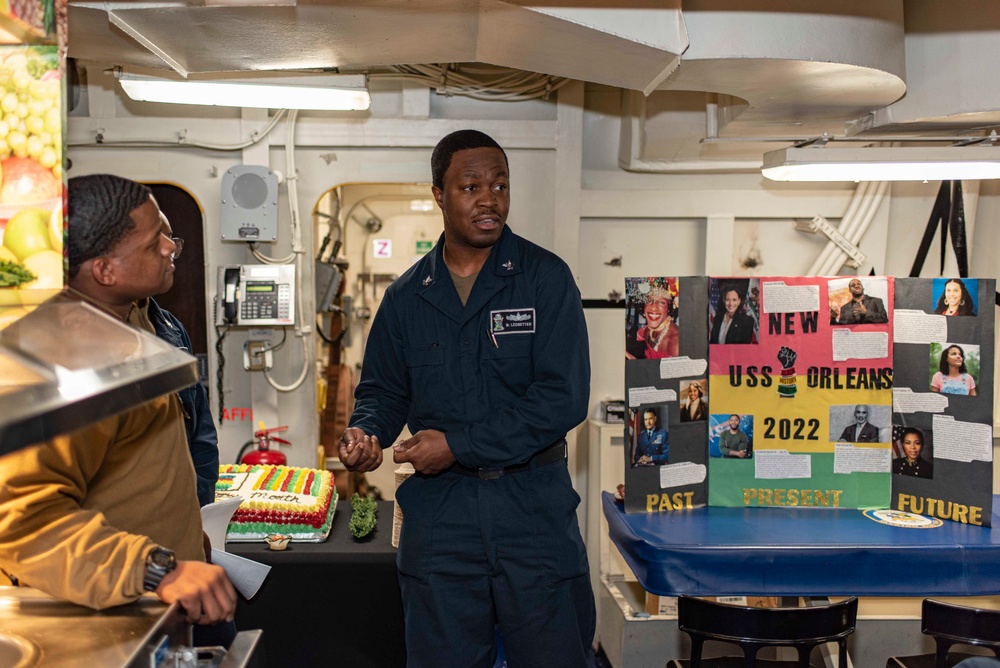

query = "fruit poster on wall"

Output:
[[0, 0, 60, 43], [0, 44, 63, 322], [623, 276, 711, 514], [707, 276, 893, 510], [890, 278, 995, 526]]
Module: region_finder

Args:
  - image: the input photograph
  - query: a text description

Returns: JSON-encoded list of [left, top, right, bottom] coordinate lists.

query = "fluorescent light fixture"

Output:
[[116, 70, 370, 111], [762, 146, 1000, 182]]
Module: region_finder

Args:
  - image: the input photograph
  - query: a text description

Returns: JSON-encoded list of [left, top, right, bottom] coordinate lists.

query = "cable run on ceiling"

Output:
[[372, 63, 571, 102]]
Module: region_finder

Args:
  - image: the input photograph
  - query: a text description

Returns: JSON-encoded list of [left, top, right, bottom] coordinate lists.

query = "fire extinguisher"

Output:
[[237, 422, 291, 465]]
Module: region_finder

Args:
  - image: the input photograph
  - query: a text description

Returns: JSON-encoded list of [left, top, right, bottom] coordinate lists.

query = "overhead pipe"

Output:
[[819, 180, 889, 276], [821, 182, 880, 273], [805, 180, 871, 276]]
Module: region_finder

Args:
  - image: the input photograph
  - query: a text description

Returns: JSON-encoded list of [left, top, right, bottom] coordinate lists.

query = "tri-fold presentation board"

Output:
[[622, 275, 994, 526]]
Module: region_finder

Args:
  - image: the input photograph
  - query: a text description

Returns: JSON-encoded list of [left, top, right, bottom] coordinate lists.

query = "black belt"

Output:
[[452, 440, 567, 480]]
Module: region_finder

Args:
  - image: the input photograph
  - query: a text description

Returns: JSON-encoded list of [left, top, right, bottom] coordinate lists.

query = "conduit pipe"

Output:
[[805, 180, 870, 275], [836, 180, 890, 274], [807, 142, 895, 276], [263, 109, 311, 394], [820, 181, 879, 274], [818, 180, 889, 276]]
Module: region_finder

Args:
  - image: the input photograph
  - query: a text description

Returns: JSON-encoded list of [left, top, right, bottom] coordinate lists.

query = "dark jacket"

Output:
[[635, 427, 668, 465], [149, 298, 220, 507], [893, 457, 933, 478], [839, 421, 880, 443], [710, 310, 754, 344], [680, 400, 708, 422], [350, 225, 590, 469], [833, 295, 888, 325]]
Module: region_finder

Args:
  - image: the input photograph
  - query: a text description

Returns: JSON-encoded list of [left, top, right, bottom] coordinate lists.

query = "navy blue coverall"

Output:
[[148, 298, 219, 507], [350, 226, 595, 667]]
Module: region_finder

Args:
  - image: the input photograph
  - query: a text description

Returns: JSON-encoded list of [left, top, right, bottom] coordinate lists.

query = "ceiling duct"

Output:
[[67, 0, 688, 92]]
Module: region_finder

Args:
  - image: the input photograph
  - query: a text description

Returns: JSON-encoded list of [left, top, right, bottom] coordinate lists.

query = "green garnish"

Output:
[[0, 259, 35, 287], [349, 493, 378, 539]]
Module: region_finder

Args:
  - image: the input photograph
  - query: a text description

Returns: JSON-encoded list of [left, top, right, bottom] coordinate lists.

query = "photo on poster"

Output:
[[708, 278, 759, 344], [891, 425, 934, 479], [929, 342, 980, 396], [828, 277, 889, 325], [931, 277, 979, 316], [829, 404, 890, 443], [629, 404, 669, 468], [709, 413, 753, 459], [679, 378, 709, 422], [625, 277, 680, 360]]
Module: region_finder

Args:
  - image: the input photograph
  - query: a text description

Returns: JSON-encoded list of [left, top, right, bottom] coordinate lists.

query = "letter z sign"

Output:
[[373, 239, 392, 258]]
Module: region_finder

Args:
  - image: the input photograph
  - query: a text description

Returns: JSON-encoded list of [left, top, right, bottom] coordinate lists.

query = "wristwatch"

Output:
[[142, 546, 177, 592]]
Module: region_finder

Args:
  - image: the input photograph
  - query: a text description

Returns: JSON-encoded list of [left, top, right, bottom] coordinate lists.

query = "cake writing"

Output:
[[250, 490, 308, 504]]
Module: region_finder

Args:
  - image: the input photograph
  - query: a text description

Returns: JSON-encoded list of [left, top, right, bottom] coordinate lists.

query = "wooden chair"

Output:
[[666, 596, 858, 668], [886, 599, 1000, 668]]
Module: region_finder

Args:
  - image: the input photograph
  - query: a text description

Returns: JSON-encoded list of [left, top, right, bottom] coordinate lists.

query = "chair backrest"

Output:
[[676, 596, 858, 668], [922, 599, 1000, 666]]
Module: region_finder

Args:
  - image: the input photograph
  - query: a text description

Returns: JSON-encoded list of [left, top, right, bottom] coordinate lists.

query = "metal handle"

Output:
[[216, 630, 263, 668]]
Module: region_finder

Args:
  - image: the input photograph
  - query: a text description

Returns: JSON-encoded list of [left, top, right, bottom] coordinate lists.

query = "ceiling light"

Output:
[[762, 146, 1000, 182], [115, 69, 370, 111]]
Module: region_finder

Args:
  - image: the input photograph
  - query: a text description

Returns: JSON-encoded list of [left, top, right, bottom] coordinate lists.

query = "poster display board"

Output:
[[707, 276, 894, 510], [890, 278, 995, 526], [623, 276, 710, 513], [623, 274, 994, 525]]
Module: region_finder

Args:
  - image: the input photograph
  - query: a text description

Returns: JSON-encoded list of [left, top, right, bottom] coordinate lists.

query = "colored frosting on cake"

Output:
[[216, 464, 338, 542]]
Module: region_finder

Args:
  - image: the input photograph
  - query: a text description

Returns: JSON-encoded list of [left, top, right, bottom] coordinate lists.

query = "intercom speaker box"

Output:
[[220, 165, 280, 242]]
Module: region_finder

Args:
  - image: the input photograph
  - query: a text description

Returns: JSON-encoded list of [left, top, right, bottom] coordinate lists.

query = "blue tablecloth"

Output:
[[603, 492, 1000, 597]]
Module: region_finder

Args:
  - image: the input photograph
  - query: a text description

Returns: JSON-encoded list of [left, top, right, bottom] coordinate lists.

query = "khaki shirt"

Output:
[[0, 300, 204, 609]]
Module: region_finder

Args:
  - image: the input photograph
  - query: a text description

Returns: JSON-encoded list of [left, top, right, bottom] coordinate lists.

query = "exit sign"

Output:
[[415, 240, 433, 255]]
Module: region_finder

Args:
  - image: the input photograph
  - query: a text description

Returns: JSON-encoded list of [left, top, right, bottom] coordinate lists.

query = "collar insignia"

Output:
[[422, 275, 433, 286], [502, 260, 514, 270]]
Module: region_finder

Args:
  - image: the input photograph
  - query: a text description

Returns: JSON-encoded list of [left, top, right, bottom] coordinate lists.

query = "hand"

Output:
[[392, 429, 455, 474], [776, 346, 797, 370], [156, 561, 237, 625], [735, 450, 747, 458], [636, 455, 652, 466], [338, 428, 383, 472], [854, 299, 867, 316]]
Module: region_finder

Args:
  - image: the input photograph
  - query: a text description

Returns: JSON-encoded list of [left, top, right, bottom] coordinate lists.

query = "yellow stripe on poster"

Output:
[[709, 373, 891, 454]]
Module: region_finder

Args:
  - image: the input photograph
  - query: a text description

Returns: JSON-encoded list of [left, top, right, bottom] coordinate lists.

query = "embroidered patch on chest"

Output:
[[490, 308, 535, 335]]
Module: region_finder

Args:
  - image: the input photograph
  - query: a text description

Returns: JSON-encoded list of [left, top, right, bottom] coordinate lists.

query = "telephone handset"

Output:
[[222, 267, 240, 324], [216, 264, 296, 326]]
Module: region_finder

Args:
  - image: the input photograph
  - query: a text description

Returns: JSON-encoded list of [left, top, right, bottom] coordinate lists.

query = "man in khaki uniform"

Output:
[[0, 174, 236, 625]]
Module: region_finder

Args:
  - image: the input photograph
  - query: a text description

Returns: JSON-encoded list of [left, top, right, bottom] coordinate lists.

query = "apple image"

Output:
[[0, 157, 62, 204], [48, 206, 62, 253], [22, 249, 63, 290], [0, 289, 23, 307], [3, 207, 53, 260]]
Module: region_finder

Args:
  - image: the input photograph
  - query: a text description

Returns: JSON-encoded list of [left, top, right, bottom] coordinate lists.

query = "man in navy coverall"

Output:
[[339, 130, 595, 667]]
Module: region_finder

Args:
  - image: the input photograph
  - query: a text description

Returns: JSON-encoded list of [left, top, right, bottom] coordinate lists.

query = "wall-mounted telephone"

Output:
[[216, 264, 296, 326]]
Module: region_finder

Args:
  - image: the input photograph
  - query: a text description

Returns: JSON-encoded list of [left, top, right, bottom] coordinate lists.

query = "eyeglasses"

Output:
[[170, 237, 184, 260]]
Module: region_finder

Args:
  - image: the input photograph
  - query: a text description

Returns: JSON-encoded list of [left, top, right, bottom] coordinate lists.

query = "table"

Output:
[[228, 500, 405, 668], [603, 492, 1000, 597]]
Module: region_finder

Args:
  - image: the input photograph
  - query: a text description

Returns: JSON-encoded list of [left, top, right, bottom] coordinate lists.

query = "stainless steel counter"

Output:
[[0, 291, 198, 455], [0, 587, 260, 667]]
